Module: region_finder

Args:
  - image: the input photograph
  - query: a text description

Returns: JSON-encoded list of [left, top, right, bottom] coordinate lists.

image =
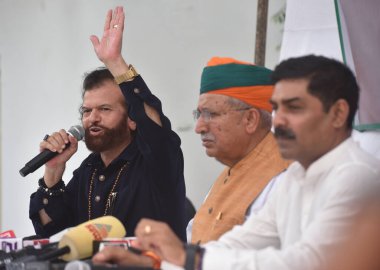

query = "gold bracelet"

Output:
[[114, 65, 139, 84]]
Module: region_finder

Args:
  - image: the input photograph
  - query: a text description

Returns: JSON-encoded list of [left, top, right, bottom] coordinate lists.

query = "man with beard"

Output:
[[29, 6, 186, 240], [93, 55, 379, 270]]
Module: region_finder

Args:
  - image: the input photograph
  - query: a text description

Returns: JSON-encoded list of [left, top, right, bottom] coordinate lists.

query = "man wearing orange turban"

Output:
[[188, 57, 291, 244], [200, 57, 274, 112]]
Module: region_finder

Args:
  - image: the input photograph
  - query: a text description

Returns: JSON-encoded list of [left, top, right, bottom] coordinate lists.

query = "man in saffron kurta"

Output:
[[189, 57, 291, 244]]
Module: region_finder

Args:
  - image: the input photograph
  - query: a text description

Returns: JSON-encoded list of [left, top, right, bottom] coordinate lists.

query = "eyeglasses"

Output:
[[192, 108, 251, 122]]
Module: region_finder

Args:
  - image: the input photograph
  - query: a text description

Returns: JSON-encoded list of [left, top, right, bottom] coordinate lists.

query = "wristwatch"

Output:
[[114, 64, 139, 84], [184, 244, 203, 270]]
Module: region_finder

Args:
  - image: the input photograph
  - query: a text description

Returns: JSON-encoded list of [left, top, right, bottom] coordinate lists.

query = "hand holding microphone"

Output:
[[19, 125, 85, 178]]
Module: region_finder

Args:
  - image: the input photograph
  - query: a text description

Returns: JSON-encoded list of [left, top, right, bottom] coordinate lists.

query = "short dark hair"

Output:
[[82, 67, 115, 97], [79, 67, 127, 120], [271, 55, 359, 129]]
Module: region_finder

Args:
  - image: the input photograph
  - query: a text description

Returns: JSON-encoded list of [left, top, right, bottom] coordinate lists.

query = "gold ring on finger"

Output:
[[144, 225, 151, 235]]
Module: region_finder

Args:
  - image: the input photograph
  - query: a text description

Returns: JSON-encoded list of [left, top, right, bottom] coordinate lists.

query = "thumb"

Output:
[[92, 251, 109, 264], [90, 35, 100, 48], [67, 135, 78, 151]]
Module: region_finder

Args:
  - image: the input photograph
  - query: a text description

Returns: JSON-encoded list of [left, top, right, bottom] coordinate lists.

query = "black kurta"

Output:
[[29, 76, 186, 241]]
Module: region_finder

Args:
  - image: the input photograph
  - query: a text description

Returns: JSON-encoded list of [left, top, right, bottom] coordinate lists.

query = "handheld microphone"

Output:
[[38, 216, 126, 262], [19, 125, 85, 177]]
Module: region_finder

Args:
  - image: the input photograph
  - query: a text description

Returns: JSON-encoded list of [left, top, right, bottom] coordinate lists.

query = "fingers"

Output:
[[92, 246, 153, 267], [91, 6, 125, 64], [135, 219, 169, 255], [134, 219, 160, 256], [40, 129, 68, 153], [40, 129, 79, 154], [93, 246, 124, 264], [119, 6, 125, 30], [114, 6, 125, 31], [68, 133, 79, 146], [103, 7, 124, 32], [135, 219, 186, 266], [109, 6, 124, 32], [135, 219, 162, 240], [90, 35, 100, 49], [103, 9, 113, 32], [92, 252, 108, 264]]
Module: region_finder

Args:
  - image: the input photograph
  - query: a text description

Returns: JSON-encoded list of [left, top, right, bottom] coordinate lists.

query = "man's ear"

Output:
[[330, 99, 349, 128], [128, 117, 137, 131], [246, 108, 260, 134]]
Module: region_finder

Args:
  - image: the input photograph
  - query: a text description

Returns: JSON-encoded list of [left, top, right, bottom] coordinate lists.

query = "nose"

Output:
[[272, 109, 287, 129], [194, 116, 208, 134], [87, 109, 101, 123]]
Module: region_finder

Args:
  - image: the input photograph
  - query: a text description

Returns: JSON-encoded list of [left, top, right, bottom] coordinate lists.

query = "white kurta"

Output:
[[194, 137, 380, 270]]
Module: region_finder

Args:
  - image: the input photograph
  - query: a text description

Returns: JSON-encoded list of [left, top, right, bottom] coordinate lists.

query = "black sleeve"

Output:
[[29, 169, 82, 237], [118, 76, 184, 190]]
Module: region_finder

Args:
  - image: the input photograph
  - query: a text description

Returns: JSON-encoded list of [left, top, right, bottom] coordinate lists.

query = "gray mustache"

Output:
[[201, 133, 215, 141], [274, 127, 296, 140]]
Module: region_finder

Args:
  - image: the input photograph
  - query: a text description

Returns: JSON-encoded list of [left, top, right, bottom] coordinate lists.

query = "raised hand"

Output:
[[90, 6, 128, 75]]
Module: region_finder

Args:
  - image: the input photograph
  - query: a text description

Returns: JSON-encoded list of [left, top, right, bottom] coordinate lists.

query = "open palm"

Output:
[[90, 6, 125, 64]]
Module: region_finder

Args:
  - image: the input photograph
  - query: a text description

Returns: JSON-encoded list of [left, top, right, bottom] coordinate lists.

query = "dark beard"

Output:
[[84, 120, 131, 153]]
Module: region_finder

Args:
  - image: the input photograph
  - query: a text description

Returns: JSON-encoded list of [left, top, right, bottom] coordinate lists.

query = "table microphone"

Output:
[[38, 216, 126, 262]]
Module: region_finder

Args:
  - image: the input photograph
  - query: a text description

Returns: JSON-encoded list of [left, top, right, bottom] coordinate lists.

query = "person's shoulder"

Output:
[[344, 138, 379, 173], [352, 130, 380, 160], [329, 139, 380, 193]]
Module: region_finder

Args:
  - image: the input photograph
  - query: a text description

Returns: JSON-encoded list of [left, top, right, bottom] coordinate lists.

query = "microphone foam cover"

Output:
[[58, 216, 126, 261]]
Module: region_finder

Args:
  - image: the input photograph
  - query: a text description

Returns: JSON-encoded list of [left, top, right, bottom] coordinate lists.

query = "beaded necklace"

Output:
[[87, 162, 128, 220]]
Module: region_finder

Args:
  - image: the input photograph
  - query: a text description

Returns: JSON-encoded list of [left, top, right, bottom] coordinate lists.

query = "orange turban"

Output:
[[200, 57, 274, 112]]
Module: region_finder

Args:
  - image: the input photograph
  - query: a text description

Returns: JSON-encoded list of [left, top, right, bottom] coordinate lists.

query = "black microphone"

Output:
[[19, 125, 85, 177], [0, 242, 58, 269]]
